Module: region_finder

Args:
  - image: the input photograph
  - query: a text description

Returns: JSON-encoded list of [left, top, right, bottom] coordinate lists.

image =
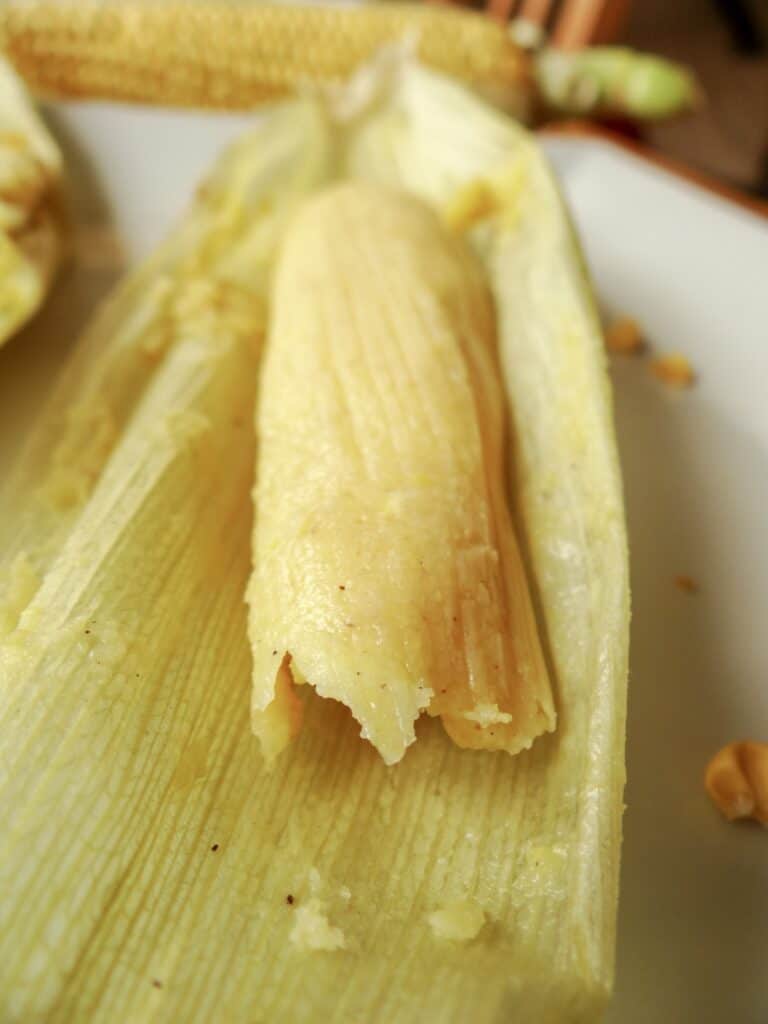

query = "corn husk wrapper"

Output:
[[0, 59, 628, 1024]]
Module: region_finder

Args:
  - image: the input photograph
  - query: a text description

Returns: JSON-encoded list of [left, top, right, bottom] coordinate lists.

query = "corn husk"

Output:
[[0, 60, 628, 1023]]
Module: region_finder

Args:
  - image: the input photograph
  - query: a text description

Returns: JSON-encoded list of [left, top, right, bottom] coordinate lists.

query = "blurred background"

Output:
[[627, 0, 768, 197], [437, 0, 767, 197]]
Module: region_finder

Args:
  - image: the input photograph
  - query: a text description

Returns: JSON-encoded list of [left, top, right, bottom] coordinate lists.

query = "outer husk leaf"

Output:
[[0, 60, 627, 1024]]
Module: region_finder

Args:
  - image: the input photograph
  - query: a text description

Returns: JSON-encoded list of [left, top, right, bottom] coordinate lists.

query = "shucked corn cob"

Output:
[[0, 0, 531, 113], [0, 0, 699, 123], [250, 182, 554, 764], [0, 57, 62, 347], [0, 60, 628, 1023]]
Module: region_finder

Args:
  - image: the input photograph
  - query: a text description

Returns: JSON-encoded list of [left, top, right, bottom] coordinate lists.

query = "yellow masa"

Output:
[[250, 182, 554, 765]]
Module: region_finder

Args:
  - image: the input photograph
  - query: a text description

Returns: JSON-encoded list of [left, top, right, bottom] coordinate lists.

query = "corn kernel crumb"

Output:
[[705, 741, 768, 826], [650, 353, 695, 389], [605, 316, 644, 355], [441, 162, 524, 234], [442, 180, 497, 233]]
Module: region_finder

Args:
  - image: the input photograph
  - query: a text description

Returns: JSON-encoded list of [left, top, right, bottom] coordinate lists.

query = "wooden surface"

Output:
[[436, 0, 767, 195], [627, 0, 768, 196]]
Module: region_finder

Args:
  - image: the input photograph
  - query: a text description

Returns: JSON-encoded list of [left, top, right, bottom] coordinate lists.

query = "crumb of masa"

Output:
[[428, 900, 485, 942], [289, 899, 345, 953]]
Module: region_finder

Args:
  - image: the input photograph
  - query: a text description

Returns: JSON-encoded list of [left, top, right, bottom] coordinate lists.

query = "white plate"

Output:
[[543, 134, 768, 1024], [1, 106, 767, 1024]]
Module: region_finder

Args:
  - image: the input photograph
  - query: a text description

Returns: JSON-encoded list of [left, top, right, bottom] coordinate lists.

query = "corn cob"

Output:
[[249, 181, 554, 765], [0, 61, 628, 1023], [0, 57, 62, 347], [0, 0, 531, 113], [0, 0, 699, 125]]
